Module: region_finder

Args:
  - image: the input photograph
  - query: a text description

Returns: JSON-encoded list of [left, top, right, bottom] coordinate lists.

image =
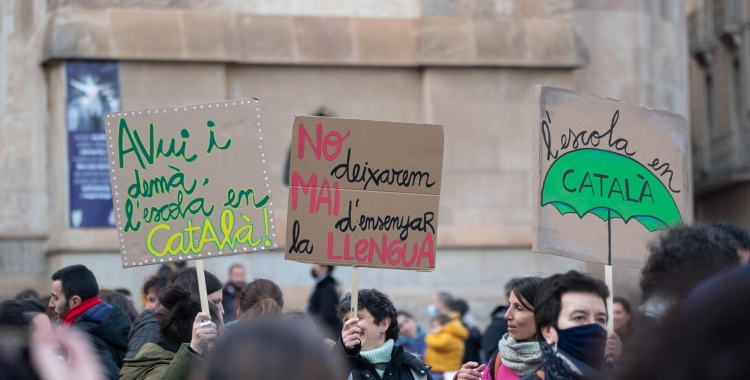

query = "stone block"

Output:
[[473, 18, 527, 63], [119, 62, 227, 110], [498, 136, 532, 172], [44, 9, 113, 59], [513, 0, 574, 18], [444, 136, 498, 171], [236, 15, 295, 62], [419, 17, 472, 63], [353, 18, 418, 65], [293, 16, 354, 63], [524, 19, 577, 64], [574, 0, 640, 11], [182, 11, 239, 60], [110, 9, 183, 59], [424, 0, 458, 16], [574, 10, 638, 49], [575, 46, 631, 81]]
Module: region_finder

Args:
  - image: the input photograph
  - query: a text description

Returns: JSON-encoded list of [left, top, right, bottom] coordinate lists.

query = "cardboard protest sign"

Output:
[[532, 86, 692, 268], [105, 99, 276, 268], [286, 117, 444, 271]]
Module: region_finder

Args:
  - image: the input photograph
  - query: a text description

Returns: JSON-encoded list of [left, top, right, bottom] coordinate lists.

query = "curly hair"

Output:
[[336, 289, 400, 342], [158, 284, 221, 344], [534, 271, 609, 338], [640, 226, 740, 300]]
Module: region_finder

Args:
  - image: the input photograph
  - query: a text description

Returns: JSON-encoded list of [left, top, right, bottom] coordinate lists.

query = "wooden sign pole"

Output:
[[351, 266, 359, 317], [605, 264, 614, 333], [196, 260, 210, 318]]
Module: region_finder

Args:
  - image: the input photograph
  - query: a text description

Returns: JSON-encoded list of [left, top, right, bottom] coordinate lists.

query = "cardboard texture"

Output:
[[532, 86, 692, 268], [105, 99, 276, 268], [286, 117, 444, 271]]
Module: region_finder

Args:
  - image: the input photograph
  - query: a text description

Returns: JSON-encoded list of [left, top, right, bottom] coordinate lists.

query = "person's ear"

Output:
[[236, 308, 242, 319], [541, 324, 558, 345], [380, 317, 391, 332], [69, 295, 82, 309]]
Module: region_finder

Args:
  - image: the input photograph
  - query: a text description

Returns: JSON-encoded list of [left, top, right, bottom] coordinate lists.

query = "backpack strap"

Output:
[[485, 349, 502, 380], [493, 351, 502, 379]]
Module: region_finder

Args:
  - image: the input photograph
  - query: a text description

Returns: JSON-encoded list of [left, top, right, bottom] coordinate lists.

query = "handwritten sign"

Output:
[[105, 99, 276, 268], [285, 117, 444, 271], [532, 86, 692, 268]]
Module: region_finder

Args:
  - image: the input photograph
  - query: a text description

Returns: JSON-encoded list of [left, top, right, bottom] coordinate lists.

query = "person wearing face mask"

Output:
[[339, 289, 433, 380], [523, 271, 613, 380], [428, 292, 453, 318], [308, 264, 343, 341]]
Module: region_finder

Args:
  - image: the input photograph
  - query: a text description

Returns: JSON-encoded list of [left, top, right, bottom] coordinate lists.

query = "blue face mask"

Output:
[[427, 304, 438, 318], [555, 323, 608, 369]]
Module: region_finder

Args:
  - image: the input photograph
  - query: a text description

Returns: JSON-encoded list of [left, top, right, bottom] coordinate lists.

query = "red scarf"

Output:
[[62, 297, 102, 327]]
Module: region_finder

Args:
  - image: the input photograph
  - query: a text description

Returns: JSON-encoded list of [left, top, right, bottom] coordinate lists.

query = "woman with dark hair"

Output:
[[338, 289, 432, 380], [612, 297, 632, 345], [127, 268, 224, 360], [204, 320, 345, 380], [120, 285, 222, 380], [522, 271, 613, 380], [224, 279, 284, 333], [457, 277, 543, 380]]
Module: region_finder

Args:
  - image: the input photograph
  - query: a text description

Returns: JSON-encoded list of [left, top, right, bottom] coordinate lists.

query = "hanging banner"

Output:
[[105, 99, 276, 268], [286, 117, 444, 271], [532, 86, 692, 268], [66, 61, 121, 228]]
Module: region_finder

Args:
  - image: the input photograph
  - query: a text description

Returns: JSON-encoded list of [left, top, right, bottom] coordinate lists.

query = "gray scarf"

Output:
[[498, 333, 542, 376]]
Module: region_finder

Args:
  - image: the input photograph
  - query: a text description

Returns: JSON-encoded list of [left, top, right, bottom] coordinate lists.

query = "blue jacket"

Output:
[[396, 326, 427, 357], [74, 302, 132, 380]]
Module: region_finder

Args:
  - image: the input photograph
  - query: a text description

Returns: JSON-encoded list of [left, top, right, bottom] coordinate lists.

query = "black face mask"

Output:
[[555, 324, 608, 369], [310, 269, 318, 279]]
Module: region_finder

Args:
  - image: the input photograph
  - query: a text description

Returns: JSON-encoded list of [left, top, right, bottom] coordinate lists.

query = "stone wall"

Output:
[[0, 0, 688, 324]]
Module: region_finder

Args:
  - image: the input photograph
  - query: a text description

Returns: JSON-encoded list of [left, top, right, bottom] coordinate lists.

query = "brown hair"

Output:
[[238, 279, 284, 321]]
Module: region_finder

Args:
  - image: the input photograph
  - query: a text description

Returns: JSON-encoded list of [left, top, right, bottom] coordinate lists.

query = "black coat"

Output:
[[482, 305, 508, 361], [126, 309, 159, 359], [75, 303, 131, 380], [342, 341, 433, 380], [308, 275, 343, 340], [462, 324, 484, 365]]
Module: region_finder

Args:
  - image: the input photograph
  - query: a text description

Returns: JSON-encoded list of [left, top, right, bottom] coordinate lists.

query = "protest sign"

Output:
[[532, 86, 692, 268], [105, 99, 276, 268], [286, 117, 444, 271]]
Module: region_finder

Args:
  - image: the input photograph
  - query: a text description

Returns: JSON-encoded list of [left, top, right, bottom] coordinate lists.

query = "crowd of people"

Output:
[[0, 222, 749, 380]]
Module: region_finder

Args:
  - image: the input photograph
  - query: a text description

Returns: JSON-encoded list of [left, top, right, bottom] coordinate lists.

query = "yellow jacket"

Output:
[[424, 319, 469, 372]]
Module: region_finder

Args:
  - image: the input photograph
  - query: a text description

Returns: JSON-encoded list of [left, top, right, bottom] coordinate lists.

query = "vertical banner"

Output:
[[532, 86, 691, 268], [285, 117, 444, 271], [105, 99, 276, 268], [66, 61, 121, 228]]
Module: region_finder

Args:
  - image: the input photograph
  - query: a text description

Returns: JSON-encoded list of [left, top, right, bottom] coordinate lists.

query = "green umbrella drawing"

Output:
[[541, 148, 682, 264]]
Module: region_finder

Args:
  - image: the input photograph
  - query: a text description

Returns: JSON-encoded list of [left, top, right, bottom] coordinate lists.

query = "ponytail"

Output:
[[238, 279, 284, 321]]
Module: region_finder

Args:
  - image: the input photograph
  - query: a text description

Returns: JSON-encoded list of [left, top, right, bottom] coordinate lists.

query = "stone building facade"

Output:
[[688, 0, 750, 233], [0, 0, 688, 327]]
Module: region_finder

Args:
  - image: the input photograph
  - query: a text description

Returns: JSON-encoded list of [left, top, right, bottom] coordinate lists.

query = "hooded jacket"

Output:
[[120, 341, 203, 380], [424, 319, 470, 373], [126, 310, 159, 359], [483, 305, 509, 361], [72, 302, 131, 380], [308, 274, 342, 340]]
